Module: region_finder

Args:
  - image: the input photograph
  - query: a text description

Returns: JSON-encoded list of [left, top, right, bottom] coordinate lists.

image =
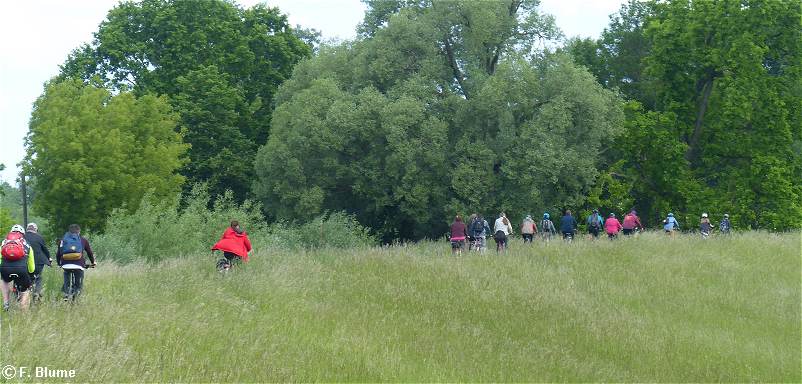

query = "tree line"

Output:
[[20, 0, 801, 242]]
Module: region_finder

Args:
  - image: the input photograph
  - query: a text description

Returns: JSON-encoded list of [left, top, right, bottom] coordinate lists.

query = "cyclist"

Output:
[[586, 209, 603, 239], [700, 213, 712, 238], [493, 212, 513, 253], [560, 210, 578, 241], [719, 214, 732, 235], [520, 215, 537, 243], [540, 213, 556, 242], [1, 225, 35, 311], [24, 223, 52, 302], [622, 210, 642, 236], [211, 220, 252, 269], [449, 215, 468, 255], [663, 213, 680, 237], [466, 214, 477, 250], [470, 214, 490, 252], [604, 213, 623, 240], [56, 224, 96, 301]]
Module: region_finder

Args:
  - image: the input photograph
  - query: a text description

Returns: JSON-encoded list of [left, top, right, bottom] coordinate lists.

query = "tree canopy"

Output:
[[60, 0, 311, 201], [253, 0, 623, 240], [24, 79, 188, 232]]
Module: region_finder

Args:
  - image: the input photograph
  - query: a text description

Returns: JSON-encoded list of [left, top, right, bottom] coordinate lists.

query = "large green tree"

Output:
[[60, 0, 311, 200], [254, 0, 623, 240], [24, 79, 188, 232], [567, 0, 802, 230]]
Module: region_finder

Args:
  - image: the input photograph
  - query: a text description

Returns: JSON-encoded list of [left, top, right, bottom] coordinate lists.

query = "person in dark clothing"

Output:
[[55, 224, 96, 301], [560, 210, 578, 241], [24, 223, 51, 301]]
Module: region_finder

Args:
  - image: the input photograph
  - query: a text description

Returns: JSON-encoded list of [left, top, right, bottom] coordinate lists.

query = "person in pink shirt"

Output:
[[604, 213, 623, 240]]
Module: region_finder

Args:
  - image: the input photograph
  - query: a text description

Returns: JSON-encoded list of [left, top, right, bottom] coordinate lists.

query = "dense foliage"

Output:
[[60, 0, 311, 200], [568, 0, 802, 229], [24, 79, 188, 232], [253, 0, 624, 240]]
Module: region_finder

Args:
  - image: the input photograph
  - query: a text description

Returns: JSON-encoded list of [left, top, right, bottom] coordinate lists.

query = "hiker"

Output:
[[540, 213, 556, 242], [24, 223, 51, 302], [56, 224, 96, 301], [700, 213, 712, 238], [448, 215, 468, 255], [493, 212, 513, 252], [1, 225, 35, 311], [719, 214, 731, 235], [622, 210, 642, 235], [560, 210, 578, 241], [211, 220, 253, 265], [470, 214, 491, 252], [604, 213, 623, 240], [586, 209, 604, 239], [663, 213, 680, 237], [520, 215, 537, 243]]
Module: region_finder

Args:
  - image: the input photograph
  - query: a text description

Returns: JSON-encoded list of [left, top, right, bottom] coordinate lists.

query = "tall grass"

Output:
[[0, 232, 798, 382]]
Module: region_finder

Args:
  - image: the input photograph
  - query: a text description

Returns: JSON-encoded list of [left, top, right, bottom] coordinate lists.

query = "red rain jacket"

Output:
[[211, 228, 252, 261]]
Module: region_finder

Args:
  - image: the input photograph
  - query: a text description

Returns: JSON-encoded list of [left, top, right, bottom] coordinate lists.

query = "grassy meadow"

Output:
[[0, 231, 799, 382]]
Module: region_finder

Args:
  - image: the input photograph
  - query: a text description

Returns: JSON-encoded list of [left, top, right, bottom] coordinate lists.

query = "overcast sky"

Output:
[[0, 0, 624, 184]]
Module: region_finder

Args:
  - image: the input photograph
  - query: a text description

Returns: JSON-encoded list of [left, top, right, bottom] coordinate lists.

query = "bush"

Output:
[[92, 185, 376, 263]]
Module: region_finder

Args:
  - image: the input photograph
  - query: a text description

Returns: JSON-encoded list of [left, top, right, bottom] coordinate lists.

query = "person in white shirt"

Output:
[[493, 213, 513, 252]]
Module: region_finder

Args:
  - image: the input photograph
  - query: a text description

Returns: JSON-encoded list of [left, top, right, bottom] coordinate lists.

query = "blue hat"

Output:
[[543, 212, 550, 219]]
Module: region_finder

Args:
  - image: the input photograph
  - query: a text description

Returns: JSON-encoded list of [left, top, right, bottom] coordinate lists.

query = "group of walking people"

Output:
[[1, 223, 95, 311], [450, 209, 734, 253]]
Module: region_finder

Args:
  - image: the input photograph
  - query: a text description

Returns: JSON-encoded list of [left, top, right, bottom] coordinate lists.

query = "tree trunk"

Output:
[[685, 76, 715, 164]]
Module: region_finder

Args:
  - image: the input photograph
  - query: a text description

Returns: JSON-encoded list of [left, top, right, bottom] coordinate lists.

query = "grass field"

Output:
[[0, 232, 799, 382]]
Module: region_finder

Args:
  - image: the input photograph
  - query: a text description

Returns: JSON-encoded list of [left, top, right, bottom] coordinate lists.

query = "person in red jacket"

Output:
[[211, 221, 252, 267]]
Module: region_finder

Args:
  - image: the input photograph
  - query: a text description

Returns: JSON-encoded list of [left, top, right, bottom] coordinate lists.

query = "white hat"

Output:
[[701, 213, 708, 218]]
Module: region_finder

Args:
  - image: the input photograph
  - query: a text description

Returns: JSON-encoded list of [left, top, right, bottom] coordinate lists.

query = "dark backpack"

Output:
[[471, 219, 485, 236], [61, 232, 84, 258], [1, 232, 27, 261]]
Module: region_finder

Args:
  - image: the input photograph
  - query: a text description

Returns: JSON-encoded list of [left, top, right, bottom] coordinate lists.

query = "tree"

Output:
[[254, 1, 623, 241], [60, 0, 311, 200], [24, 79, 188, 232]]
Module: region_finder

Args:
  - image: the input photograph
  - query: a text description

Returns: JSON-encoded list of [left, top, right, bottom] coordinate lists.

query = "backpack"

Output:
[[1, 232, 28, 261], [61, 232, 84, 261], [588, 214, 601, 229], [541, 220, 553, 233], [471, 218, 485, 236]]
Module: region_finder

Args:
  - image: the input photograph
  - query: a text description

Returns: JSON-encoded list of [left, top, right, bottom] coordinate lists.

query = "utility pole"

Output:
[[20, 173, 28, 226]]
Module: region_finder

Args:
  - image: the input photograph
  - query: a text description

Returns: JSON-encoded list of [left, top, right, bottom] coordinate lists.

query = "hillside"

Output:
[[0, 232, 799, 382]]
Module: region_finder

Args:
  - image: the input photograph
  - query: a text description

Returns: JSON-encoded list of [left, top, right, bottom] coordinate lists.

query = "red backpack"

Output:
[[1, 232, 27, 261]]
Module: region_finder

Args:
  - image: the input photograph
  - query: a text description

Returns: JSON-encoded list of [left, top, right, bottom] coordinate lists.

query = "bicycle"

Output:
[[470, 235, 484, 252], [62, 263, 94, 302], [215, 252, 242, 273]]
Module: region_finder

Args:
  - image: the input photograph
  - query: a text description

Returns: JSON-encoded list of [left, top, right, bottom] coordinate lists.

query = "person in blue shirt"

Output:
[[560, 210, 578, 241], [663, 213, 680, 237]]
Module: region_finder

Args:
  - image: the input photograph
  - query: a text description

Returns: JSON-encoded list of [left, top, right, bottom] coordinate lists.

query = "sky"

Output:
[[0, 0, 623, 185]]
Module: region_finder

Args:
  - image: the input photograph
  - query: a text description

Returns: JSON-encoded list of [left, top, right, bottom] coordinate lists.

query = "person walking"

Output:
[[23, 223, 51, 302], [586, 209, 604, 239], [520, 215, 537, 243], [1, 225, 35, 311], [448, 215, 468, 255], [622, 210, 642, 236], [604, 213, 623, 240], [663, 213, 680, 237], [560, 210, 578, 241], [540, 213, 556, 242], [56, 224, 96, 301]]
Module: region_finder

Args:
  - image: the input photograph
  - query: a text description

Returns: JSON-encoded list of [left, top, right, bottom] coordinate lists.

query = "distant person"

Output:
[[700, 213, 712, 238], [560, 210, 578, 241], [604, 213, 623, 240], [212, 220, 253, 266], [663, 213, 680, 237], [470, 214, 491, 252], [520, 215, 537, 243], [586, 209, 604, 239], [540, 213, 556, 242], [448, 215, 468, 255], [1, 225, 35, 311], [493, 212, 513, 252], [56, 224, 96, 301], [24, 223, 51, 302], [719, 214, 731, 235], [622, 210, 642, 235], [466, 213, 478, 250]]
